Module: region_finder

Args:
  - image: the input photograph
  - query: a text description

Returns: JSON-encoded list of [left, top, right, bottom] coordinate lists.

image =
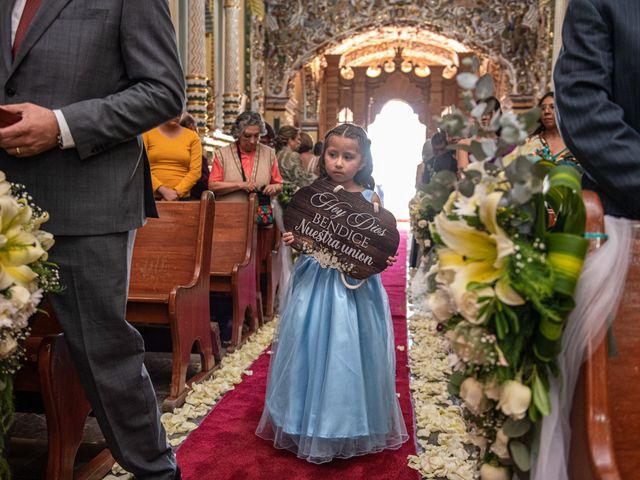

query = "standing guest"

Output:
[[554, 2, 639, 218], [0, 1, 184, 478], [144, 115, 202, 201], [208, 111, 282, 202], [504, 92, 579, 170], [298, 131, 319, 178], [256, 124, 409, 463], [531, 2, 640, 479], [179, 112, 211, 200], [275, 125, 314, 189], [260, 121, 276, 149], [456, 96, 501, 172], [417, 131, 448, 188]]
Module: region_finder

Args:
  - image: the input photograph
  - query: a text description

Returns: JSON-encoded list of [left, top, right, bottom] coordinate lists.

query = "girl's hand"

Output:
[[386, 255, 398, 267], [282, 232, 295, 246]]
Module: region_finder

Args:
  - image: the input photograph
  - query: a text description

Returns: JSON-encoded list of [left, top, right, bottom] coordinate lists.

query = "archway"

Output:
[[368, 100, 426, 221]]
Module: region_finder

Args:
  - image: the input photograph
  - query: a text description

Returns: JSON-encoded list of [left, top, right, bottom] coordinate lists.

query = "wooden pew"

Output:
[[257, 223, 282, 322], [127, 192, 220, 412], [13, 309, 114, 480], [210, 194, 260, 351], [569, 191, 640, 479]]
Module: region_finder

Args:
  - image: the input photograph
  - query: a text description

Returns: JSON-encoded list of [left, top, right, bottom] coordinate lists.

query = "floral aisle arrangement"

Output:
[[414, 59, 589, 478], [0, 171, 60, 478]]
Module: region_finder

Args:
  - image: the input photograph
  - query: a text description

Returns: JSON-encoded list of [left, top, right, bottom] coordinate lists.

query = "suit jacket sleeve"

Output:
[[60, 0, 185, 160], [554, 0, 640, 217]]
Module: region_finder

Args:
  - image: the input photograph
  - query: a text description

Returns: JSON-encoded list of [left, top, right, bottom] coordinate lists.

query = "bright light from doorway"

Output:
[[368, 100, 427, 220]]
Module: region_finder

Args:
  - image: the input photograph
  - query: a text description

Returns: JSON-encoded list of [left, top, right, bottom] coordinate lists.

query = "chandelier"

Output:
[[341, 47, 434, 79]]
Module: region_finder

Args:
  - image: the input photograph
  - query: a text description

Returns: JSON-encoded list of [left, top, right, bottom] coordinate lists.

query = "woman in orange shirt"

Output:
[[143, 116, 202, 201]]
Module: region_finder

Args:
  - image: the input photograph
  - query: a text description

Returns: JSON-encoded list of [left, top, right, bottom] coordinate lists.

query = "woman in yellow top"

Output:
[[143, 116, 202, 201]]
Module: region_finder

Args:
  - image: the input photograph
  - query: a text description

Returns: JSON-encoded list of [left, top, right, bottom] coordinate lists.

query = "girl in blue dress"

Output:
[[256, 124, 409, 464]]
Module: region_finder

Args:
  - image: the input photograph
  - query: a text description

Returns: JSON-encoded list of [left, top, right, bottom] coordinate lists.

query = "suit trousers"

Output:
[[47, 232, 176, 479]]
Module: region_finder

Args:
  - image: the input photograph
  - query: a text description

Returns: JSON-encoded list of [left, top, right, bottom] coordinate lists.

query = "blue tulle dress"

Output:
[[256, 189, 409, 464]]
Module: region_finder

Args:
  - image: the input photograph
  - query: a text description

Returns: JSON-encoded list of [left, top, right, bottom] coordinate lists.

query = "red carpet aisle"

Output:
[[382, 221, 409, 317], [177, 227, 418, 480]]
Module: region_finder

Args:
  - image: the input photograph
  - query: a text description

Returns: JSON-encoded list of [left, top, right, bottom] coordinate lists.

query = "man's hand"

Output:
[[0, 103, 59, 157], [157, 185, 180, 201], [386, 255, 398, 267]]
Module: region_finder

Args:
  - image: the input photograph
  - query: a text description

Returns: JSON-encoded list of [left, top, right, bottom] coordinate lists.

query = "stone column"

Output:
[[223, 0, 242, 132], [552, 0, 569, 69], [186, 0, 208, 132]]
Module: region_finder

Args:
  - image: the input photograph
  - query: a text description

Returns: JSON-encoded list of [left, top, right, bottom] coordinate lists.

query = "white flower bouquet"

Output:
[[0, 171, 61, 478], [418, 58, 589, 477]]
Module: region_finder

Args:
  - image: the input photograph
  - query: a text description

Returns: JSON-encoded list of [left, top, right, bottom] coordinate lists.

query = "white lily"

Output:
[[434, 191, 524, 308]]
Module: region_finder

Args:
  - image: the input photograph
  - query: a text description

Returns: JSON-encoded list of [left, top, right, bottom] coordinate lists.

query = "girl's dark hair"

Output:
[[533, 91, 555, 136], [479, 96, 502, 115], [318, 123, 375, 190], [298, 131, 314, 154], [313, 141, 324, 156], [274, 125, 300, 153]]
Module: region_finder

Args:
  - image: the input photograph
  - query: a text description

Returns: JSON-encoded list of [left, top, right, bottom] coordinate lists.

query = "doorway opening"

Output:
[[368, 100, 427, 221]]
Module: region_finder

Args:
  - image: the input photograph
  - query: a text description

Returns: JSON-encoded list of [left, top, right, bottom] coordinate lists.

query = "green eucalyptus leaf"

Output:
[[476, 74, 494, 99], [470, 140, 487, 161], [518, 107, 542, 134], [503, 418, 532, 438], [509, 440, 532, 472], [532, 370, 552, 416], [457, 72, 479, 90], [458, 179, 476, 197]]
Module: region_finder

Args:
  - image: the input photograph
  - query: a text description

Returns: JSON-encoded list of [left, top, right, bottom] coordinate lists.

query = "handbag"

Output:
[[237, 143, 273, 226]]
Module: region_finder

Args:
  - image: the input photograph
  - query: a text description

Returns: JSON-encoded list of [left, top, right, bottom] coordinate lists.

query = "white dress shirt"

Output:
[[11, 0, 75, 149]]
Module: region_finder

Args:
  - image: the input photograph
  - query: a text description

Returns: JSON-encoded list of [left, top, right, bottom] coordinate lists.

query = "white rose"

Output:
[[459, 377, 487, 415], [480, 463, 510, 480], [418, 219, 428, 228], [446, 330, 474, 363], [0, 335, 18, 360], [498, 380, 532, 419], [490, 428, 510, 460], [9, 285, 31, 307], [484, 378, 501, 401], [435, 269, 455, 285], [468, 433, 488, 456], [427, 288, 456, 322], [459, 287, 494, 324]]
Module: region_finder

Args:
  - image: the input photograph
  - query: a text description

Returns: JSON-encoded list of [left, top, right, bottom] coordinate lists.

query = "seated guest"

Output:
[[179, 113, 211, 200], [208, 111, 282, 202], [143, 115, 202, 201], [504, 92, 580, 170], [298, 132, 319, 178]]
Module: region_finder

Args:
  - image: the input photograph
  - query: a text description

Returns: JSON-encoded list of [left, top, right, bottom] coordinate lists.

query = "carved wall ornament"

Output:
[[264, 0, 553, 99]]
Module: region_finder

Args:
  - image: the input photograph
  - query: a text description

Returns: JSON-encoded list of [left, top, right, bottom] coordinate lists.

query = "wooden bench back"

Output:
[[211, 194, 257, 275], [570, 191, 640, 479], [129, 193, 215, 297]]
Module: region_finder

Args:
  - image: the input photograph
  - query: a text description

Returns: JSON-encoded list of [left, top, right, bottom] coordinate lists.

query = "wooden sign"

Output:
[[284, 178, 400, 279]]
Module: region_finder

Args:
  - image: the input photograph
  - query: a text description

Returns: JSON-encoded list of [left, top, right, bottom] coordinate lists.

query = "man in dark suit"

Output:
[[0, 1, 185, 478], [554, 0, 640, 220]]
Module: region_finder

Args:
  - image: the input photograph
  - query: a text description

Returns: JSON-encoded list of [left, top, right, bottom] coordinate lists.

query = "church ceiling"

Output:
[[264, 0, 552, 98]]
